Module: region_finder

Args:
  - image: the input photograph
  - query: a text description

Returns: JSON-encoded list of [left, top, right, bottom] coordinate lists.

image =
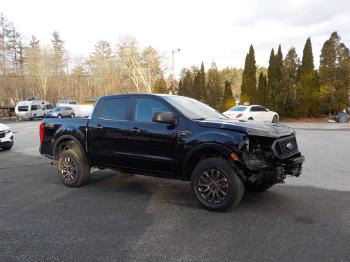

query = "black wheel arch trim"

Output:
[[182, 142, 245, 181], [53, 135, 90, 165]]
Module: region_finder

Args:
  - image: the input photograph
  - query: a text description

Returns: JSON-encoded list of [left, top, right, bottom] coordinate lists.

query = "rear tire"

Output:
[[57, 147, 90, 187], [70, 113, 75, 118], [191, 157, 244, 211], [57, 114, 62, 119], [248, 117, 253, 121]]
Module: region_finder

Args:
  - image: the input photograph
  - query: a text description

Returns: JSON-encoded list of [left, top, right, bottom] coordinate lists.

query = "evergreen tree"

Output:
[[257, 72, 268, 106], [177, 69, 194, 97], [152, 75, 168, 93], [266, 48, 275, 108], [268, 45, 283, 111], [319, 32, 350, 113], [297, 37, 319, 116], [240, 45, 256, 104], [192, 68, 201, 100], [206, 63, 224, 109], [51, 31, 65, 74], [199, 62, 206, 102], [280, 47, 299, 116], [221, 80, 234, 111]]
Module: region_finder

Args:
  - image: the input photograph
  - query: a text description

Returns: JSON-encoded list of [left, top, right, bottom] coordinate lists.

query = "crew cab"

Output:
[[39, 94, 304, 211]]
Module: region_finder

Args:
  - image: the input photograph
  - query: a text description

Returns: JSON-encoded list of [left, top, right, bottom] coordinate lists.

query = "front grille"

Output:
[[272, 136, 299, 159], [0, 131, 5, 138]]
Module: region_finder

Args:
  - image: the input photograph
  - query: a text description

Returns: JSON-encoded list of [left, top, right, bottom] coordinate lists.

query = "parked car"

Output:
[[223, 105, 279, 123], [0, 122, 14, 150], [57, 100, 94, 118], [56, 100, 79, 106], [46, 106, 75, 118], [39, 94, 304, 211], [15, 100, 53, 120]]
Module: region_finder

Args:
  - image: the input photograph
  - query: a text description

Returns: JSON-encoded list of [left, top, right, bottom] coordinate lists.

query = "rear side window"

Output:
[[31, 105, 39, 110], [134, 98, 171, 122], [99, 98, 130, 121]]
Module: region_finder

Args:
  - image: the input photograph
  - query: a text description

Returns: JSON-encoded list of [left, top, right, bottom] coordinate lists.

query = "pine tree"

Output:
[[319, 32, 350, 113], [192, 68, 201, 100], [221, 80, 234, 111], [266, 48, 275, 108], [199, 62, 206, 102], [206, 63, 224, 109], [152, 75, 168, 93], [280, 47, 299, 116], [51, 31, 65, 74], [257, 72, 268, 106], [268, 45, 283, 111], [240, 45, 256, 104], [177, 69, 194, 97], [297, 37, 319, 116]]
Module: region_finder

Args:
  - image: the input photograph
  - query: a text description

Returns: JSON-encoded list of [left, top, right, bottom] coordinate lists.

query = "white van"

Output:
[[15, 100, 53, 120]]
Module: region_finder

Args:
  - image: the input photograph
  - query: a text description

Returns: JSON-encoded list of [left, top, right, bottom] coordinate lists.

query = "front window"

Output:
[[18, 106, 28, 112], [134, 98, 171, 122], [163, 96, 227, 120]]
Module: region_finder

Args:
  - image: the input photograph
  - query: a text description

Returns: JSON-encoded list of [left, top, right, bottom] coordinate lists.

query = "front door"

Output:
[[125, 97, 178, 175]]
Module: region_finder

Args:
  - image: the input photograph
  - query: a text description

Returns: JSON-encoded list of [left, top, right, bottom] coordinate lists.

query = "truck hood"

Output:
[[196, 119, 294, 138]]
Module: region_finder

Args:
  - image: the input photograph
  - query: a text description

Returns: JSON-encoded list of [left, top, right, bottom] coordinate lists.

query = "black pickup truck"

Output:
[[40, 94, 304, 211]]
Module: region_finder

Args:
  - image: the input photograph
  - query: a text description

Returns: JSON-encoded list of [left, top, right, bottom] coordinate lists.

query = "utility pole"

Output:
[[171, 48, 180, 93]]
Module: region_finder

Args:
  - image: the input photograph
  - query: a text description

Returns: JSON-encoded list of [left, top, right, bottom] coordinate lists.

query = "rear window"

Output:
[[99, 98, 130, 121], [45, 104, 53, 110], [18, 106, 28, 112], [229, 106, 247, 112]]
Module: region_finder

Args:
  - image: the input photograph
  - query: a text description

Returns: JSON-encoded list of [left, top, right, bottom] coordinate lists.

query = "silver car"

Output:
[[46, 106, 75, 118]]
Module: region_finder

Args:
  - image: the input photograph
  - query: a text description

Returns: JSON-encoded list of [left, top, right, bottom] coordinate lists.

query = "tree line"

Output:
[[240, 32, 350, 116], [0, 13, 166, 106], [1, 12, 349, 117]]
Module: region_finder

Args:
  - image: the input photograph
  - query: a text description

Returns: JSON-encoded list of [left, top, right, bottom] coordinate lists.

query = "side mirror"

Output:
[[152, 112, 177, 126]]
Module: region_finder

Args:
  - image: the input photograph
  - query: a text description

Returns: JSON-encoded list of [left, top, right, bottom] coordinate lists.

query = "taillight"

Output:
[[236, 113, 243, 118], [39, 123, 45, 144]]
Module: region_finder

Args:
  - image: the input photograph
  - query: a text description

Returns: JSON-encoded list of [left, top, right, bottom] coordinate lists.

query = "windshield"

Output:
[[229, 106, 247, 112], [163, 96, 228, 120], [52, 107, 62, 112]]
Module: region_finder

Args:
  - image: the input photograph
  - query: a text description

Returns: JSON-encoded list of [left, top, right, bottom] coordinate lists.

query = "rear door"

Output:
[[88, 97, 134, 167], [125, 96, 178, 175]]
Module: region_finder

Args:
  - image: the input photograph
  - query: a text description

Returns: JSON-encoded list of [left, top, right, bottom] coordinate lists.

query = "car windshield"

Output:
[[228, 106, 247, 112], [163, 96, 228, 120], [52, 107, 62, 112]]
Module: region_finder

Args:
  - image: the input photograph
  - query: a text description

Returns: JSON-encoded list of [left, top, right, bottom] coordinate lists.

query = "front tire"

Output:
[[57, 147, 90, 187], [57, 114, 62, 119], [191, 157, 244, 211]]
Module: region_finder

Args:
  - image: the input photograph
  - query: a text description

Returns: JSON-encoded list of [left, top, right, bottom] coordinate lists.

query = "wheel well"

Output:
[[183, 147, 230, 180], [54, 138, 82, 160]]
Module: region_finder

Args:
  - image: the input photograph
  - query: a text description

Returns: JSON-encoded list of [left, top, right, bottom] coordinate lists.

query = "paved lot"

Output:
[[0, 120, 349, 262]]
